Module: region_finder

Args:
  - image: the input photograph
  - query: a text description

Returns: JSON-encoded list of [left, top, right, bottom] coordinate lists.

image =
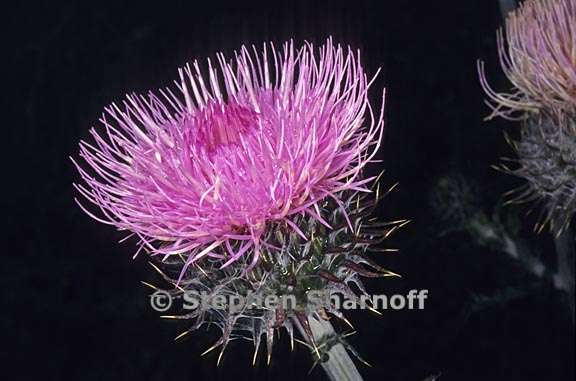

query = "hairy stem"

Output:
[[294, 315, 363, 381]]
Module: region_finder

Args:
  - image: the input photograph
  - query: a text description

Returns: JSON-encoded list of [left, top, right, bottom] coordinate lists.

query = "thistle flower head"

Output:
[[479, 0, 576, 119], [72, 39, 398, 366], [72, 39, 384, 270], [478, 0, 576, 232]]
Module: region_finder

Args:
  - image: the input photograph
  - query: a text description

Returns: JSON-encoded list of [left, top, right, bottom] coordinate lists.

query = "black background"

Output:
[[3, 0, 574, 380]]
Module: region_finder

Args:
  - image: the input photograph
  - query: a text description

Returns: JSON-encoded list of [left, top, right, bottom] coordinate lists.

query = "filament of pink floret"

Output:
[[73, 38, 385, 268]]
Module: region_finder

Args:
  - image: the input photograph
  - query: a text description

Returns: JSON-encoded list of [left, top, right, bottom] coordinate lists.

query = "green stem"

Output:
[[294, 315, 363, 381]]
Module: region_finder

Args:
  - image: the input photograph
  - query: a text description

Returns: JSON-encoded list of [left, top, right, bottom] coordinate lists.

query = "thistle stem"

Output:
[[554, 225, 575, 325], [294, 315, 363, 381], [467, 217, 547, 281]]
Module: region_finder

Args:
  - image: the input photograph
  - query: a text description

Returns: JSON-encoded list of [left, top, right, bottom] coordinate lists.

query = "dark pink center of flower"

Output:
[[186, 101, 258, 152]]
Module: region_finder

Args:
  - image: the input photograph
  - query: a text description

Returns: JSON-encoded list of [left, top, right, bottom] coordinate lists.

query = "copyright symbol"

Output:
[[150, 290, 173, 312]]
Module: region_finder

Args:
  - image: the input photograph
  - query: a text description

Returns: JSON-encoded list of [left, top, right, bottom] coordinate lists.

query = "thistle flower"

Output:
[[72, 39, 402, 373], [478, 0, 576, 232], [72, 39, 384, 272], [479, 0, 576, 120]]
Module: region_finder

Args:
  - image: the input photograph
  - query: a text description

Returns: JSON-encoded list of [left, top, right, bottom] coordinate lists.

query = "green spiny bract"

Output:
[[150, 185, 403, 365]]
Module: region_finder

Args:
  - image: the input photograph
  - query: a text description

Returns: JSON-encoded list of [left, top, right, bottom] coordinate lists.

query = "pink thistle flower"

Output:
[[71, 39, 385, 272], [478, 0, 576, 120]]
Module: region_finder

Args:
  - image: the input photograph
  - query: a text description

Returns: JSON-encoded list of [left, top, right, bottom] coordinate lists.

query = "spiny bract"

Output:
[[499, 114, 576, 232], [153, 187, 403, 365]]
